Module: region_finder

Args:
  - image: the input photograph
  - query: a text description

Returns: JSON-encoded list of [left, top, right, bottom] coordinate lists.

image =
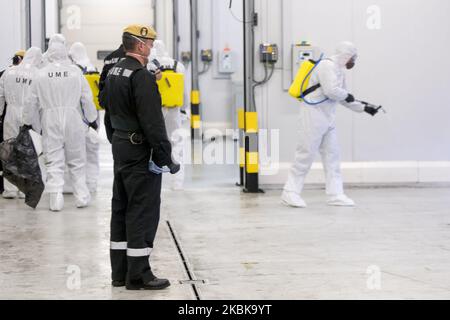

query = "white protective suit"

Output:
[[0, 47, 43, 198], [68, 42, 100, 193], [69, 42, 96, 73], [149, 40, 186, 190], [283, 42, 365, 207], [24, 42, 97, 211], [42, 34, 71, 66]]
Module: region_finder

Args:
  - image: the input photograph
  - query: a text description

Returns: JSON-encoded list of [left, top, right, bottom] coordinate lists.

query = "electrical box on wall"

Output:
[[181, 51, 192, 65], [259, 43, 279, 64], [292, 44, 319, 81], [201, 49, 213, 63], [218, 48, 235, 74]]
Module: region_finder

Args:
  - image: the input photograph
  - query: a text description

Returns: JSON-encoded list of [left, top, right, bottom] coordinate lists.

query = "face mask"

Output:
[[130, 35, 152, 56], [13, 56, 22, 66], [346, 61, 355, 69], [346, 56, 356, 69]]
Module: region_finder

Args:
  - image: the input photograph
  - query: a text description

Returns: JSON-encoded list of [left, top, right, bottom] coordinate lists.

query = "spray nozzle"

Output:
[[358, 100, 387, 114]]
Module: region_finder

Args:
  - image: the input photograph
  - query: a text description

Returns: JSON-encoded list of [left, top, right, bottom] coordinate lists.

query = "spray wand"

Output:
[[357, 100, 387, 114]]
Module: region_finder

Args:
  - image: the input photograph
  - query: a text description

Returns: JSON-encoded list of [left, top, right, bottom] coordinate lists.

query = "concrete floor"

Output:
[[1, 141, 450, 300]]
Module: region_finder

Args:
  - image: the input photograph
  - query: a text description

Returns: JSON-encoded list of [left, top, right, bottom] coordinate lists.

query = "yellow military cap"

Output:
[[123, 24, 157, 40], [14, 50, 26, 57]]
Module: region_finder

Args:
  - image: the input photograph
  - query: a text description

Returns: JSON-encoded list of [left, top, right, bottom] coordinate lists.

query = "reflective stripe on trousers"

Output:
[[110, 241, 127, 250], [110, 242, 152, 257]]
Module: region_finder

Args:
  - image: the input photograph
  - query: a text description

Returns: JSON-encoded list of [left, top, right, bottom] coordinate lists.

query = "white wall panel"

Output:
[[60, 0, 155, 70], [0, 0, 25, 70]]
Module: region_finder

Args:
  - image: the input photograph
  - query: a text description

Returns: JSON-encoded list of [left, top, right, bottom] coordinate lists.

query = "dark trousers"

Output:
[[0, 107, 6, 193], [110, 135, 162, 283]]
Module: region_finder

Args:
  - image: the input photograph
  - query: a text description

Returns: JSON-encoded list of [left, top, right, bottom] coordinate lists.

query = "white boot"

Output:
[[71, 178, 91, 209], [327, 194, 355, 207], [75, 193, 90, 209], [87, 183, 97, 194], [281, 191, 307, 208], [2, 191, 17, 199], [76, 199, 89, 209], [50, 193, 64, 212], [18, 192, 26, 199]]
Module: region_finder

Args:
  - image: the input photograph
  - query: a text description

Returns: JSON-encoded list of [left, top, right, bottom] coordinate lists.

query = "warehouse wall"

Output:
[[177, 0, 244, 131], [155, 0, 173, 57], [29, 0, 45, 49], [45, 0, 59, 38], [60, 0, 155, 70], [0, 0, 26, 70], [0, 0, 49, 71]]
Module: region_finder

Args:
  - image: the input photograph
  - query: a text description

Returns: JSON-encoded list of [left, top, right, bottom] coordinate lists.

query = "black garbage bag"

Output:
[[0, 126, 45, 209]]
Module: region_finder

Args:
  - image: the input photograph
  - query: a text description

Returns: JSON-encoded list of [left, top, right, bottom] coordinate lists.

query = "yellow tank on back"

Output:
[[85, 72, 102, 110], [157, 71, 184, 108], [289, 59, 316, 100]]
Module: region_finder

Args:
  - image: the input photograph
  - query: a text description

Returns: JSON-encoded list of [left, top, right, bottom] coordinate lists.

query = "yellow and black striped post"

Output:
[[237, 108, 245, 186], [244, 111, 260, 192], [190, 0, 201, 141], [191, 90, 201, 140], [242, 0, 262, 193]]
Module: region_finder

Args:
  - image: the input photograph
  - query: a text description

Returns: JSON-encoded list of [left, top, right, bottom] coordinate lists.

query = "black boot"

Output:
[[126, 276, 171, 291], [112, 280, 126, 287]]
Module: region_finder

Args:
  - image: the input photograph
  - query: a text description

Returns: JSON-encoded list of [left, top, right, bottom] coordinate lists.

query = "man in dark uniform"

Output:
[[100, 24, 179, 291], [0, 50, 25, 193]]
